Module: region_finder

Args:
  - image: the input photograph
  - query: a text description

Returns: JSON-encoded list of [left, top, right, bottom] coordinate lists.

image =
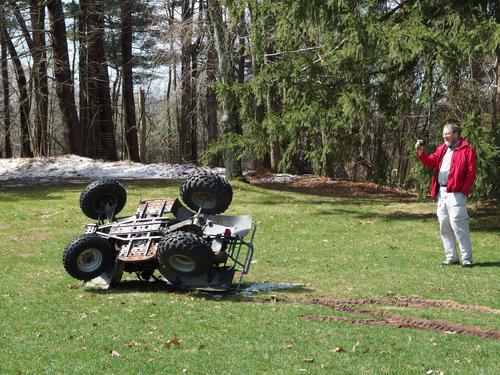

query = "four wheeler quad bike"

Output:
[[62, 172, 256, 292]]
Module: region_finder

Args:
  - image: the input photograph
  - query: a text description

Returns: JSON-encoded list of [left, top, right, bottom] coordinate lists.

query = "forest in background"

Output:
[[0, 1, 498, 199]]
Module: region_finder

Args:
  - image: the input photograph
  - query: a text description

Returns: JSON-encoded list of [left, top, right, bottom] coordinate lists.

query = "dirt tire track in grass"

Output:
[[390, 294, 500, 315], [299, 294, 500, 315], [300, 312, 500, 340], [299, 297, 500, 340], [235, 294, 499, 340]]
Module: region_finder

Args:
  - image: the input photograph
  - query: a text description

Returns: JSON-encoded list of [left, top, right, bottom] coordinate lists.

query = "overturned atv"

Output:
[[62, 172, 256, 291]]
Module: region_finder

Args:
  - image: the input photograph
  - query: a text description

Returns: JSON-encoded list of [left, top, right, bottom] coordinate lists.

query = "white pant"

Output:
[[436, 187, 473, 262]]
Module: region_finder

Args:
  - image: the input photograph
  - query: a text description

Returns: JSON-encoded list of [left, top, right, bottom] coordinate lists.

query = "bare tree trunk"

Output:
[[1, 24, 33, 157], [121, 0, 140, 161], [493, 1, 500, 139], [86, 0, 117, 160], [371, 116, 384, 182], [493, 47, 499, 139], [79, 0, 89, 154], [445, 60, 460, 122], [180, 0, 195, 162], [262, 31, 283, 172], [111, 69, 122, 156], [31, 0, 49, 156], [205, 34, 221, 166], [190, 34, 202, 163], [109, 33, 122, 139], [166, 2, 174, 102], [237, 15, 245, 85], [248, 14, 267, 169], [8, 0, 34, 51], [71, 1, 78, 82], [138, 88, 147, 162], [423, 63, 434, 135], [269, 142, 282, 172], [47, 0, 83, 155], [493, 4, 500, 199], [0, 25, 12, 158], [207, 0, 242, 178], [267, 90, 282, 172]]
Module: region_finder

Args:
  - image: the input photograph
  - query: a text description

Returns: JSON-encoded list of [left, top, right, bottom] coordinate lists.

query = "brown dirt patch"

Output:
[[251, 174, 415, 199]]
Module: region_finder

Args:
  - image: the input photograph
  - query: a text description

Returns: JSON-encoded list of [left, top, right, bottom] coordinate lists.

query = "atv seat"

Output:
[[205, 215, 253, 239]]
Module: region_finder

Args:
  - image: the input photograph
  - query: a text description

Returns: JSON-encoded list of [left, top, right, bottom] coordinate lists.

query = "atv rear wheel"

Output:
[[62, 234, 115, 281], [180, 172, 232, 214], [80, 179, 127, 220], [157, 231, 213, 276]]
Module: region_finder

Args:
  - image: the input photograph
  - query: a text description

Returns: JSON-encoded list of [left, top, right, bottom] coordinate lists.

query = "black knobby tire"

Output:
[[157, 231, 213, 276], [80, 179, 127, 220], [180, 171, 232, 214], [62, 234, 115, 281]]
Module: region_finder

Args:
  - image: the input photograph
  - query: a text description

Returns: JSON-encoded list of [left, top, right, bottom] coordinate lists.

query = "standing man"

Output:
[[416, 123, 477, 267]]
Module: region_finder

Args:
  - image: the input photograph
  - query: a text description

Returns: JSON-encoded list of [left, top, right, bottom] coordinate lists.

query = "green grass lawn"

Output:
[[0, 181, 499, 374]]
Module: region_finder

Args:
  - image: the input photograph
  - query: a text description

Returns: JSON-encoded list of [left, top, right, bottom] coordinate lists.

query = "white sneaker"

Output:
[[462, 260, 473, 268]]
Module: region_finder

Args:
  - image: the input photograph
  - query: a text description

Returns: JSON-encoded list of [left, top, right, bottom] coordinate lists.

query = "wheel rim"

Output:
[[94, 194, 117, 212], [191, 191, 216, 209], [169, 255, 196, 273], [77, 248, 103, 272]]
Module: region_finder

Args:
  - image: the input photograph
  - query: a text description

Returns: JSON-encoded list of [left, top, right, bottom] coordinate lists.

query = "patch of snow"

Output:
[[239, 282, 302, 295], [0, 155, 226, 186], [252, 174, 297, 184], [0, 155, 301, 187]]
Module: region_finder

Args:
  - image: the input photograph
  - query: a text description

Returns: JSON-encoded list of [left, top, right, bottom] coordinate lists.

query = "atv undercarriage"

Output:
[[62, 172, 256, 291]]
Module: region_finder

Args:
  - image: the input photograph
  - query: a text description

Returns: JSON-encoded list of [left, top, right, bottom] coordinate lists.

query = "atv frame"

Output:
[[63, 173, 256, 292]]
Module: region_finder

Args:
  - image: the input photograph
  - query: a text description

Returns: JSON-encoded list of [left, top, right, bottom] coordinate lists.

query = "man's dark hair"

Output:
[[444, 122, 461, 136]]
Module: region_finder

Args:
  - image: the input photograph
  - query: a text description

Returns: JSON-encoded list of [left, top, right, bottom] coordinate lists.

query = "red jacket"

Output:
[[417, 139, 476, 198]]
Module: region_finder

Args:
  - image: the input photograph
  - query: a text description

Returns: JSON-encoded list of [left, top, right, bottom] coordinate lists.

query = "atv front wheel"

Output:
[[180, 172, 232, 214], [62, 234, 115, 281], [80, 179, 127, 220], [157, 231, 213, 276]]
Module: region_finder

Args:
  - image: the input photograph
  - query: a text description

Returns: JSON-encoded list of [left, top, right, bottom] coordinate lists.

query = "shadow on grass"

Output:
[[237, 184, 412, 207], [315, 208, 436, 222], [251, 181, 414, 198], [315, 206, 500, 232], [237, 196, 404, 207], [0, 190, 65, 202], [86, 279, 313, 297], [470, 207, 500, 233], [474, 261, 500, 267], [238, 182, 499, 230], [88, 279, 189, 295]]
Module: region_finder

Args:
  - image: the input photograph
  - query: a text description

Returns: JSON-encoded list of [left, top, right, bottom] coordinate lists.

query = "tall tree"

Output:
[[8, 0, 33, 51], [46, 0, 83, 155], [0, 21, 12, 158], [207, 0, 242, 178], [78, 0, 90, 153], [1, 24, 33, 157], [85, 0, 117, 160], [179, 0, 196, 163], [8, 0, 49, 156], [493, 0, 500, 143], [30, 0, 49, 156], [205, 31, 221, 166], [490, 0, 499, 198], [121, 0, 140, 161]]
